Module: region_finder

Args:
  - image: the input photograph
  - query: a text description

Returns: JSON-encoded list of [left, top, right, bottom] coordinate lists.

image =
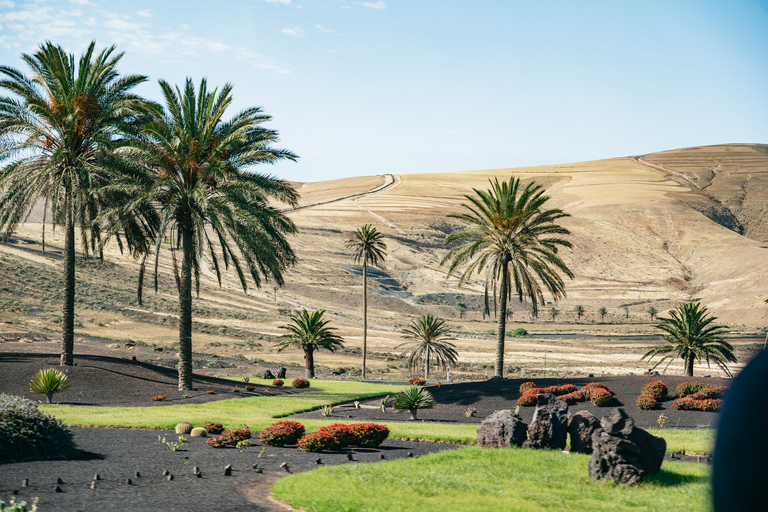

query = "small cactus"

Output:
[[190, 427, 208, 437], [175, 422, 194, 434]]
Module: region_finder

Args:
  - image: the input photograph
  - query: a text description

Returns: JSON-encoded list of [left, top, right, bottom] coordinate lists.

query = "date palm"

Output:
[[575, 305, 584, 321], [442, 177, 573, 378], [598, 307, 608, 322], [648, 306, 658, 321], [549, 306, 559, 322], [0, 42, 149, 366], [345, 224, 387, 379], [107, 78, 299, 389], [276, 309, 344, 378], [641, 302, 736, 377], [397, 314, 458, 380]]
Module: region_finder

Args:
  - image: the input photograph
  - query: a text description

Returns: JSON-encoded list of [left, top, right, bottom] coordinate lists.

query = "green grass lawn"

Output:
[[272, 446, 711, 512], [40, 379, 715, 451]]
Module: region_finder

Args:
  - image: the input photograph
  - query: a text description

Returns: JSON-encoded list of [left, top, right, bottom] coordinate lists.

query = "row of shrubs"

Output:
[[517, 382, 614, 407], [635, 381, 727, 411], [270, 379, 310, 388], [259, 420, 389, 452]]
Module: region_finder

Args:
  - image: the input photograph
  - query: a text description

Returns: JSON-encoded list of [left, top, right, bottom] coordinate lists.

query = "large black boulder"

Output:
[[522, 393, 568, 450], [477, 410, 528, 448]]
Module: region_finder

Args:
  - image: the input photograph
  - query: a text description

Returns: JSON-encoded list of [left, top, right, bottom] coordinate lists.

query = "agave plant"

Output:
[[393, 385, 435, 420], [29, 368, 70, 403]]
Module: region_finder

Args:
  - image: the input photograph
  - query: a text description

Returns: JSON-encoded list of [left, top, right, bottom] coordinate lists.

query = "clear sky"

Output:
[[0, 0, 766, 182]]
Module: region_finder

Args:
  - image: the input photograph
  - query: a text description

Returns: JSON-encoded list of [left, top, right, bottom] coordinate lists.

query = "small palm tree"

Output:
[[276, 309, 344, 378], [441, 177, 572, 378], [575, 305, 584, 321], [598, 307, 608, 322], [104, 78, 299, 390], [456, 303, 466, 319], [0, 42, 150, 366], [641, 302, 736, 376], [648, 306, 658, 321], [393, 385, 435, 420], [397, 314, 458, 380], [550, 307, 559, 322], [345, 224, 387, 379], [624, 307, 630, 319]]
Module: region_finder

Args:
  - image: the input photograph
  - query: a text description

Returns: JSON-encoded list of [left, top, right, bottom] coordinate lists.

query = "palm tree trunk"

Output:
[[305, 347, 315, 378], [685, 356, 694, 377], [178, 225, 194, 390], [60, 203, 75, 367], [494, 258, 509, 377], [42, 195, 47, 254], [362, 259, 368, 380]]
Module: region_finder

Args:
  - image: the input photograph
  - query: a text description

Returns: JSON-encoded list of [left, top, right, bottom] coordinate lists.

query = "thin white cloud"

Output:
[[69, 0, 91, 5], [280, 26, 304, 37], [315, 24, 335, 34], [257, 0, 292, 4], [136, 9, 153, 18], [360, 1, 385, 10], [0, 1, 15, 8]]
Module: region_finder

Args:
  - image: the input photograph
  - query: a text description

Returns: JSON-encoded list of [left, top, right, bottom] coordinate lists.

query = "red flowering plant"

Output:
[[636, 394, 658, 410], [590, 387, 613, 406], [408, 378, 426, 386], [245, 386, 256, 392], [519, 382, 537, 393], [272, 379, 284, 387], [206, 390, 216, 395], [641, 381, 668, 400], [581, 382, 609, 399], [203, 422, 224, 434], [258, 420, 305, 446], [560, 390, 585, 405], [675, 382, 705, 398], [296, 431, 341, 452], [689, 385, 727, 400], [292, 378, 310, 388], [206, 436, 230, 448], [221, 426, 251, 444], [672, 397, 723, 411], [537, 384, 577, 396], [151, 395, 167, 401], [517, 392, 537, 406], [348, 423, 389, 447], [316, 423, 356, 447]]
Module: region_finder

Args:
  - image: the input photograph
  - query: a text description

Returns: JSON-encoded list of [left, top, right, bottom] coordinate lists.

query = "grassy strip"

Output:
[[40, 379, 715, 452], [272, 446, 711, 512]]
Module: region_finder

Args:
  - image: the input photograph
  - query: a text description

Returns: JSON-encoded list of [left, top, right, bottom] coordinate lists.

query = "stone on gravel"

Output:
[[167, 474, 173, 481], [90, 481, 96, 489], [54, 485, 63, 492], [588, 408, 666, 485], [56, 477, 64, 484], [22, 479, 28, 487], [261, 369, 275, 379], [125, 478, 133, 485], [522, 394, 568, 450], [315, 458, 321, 464], [224, 465, 232, 476], [477, 410, 528, 448], [135, 471, 141, 478], [568, 410, 601, 454], [93, 473, 101, 481]]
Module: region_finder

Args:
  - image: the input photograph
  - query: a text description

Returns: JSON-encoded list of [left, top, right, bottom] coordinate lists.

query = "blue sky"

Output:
[[0, 0, 766, 182]]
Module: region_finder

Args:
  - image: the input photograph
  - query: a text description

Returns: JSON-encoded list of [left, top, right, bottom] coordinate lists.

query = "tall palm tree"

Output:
[[575, 305, 584, 321], [642, 302, 736, 376], [441, 177, 573, 378], [0, 41, 149, 366], [106, 78, 299, 390], [345, 224, 386, 379], [276, 309, 344, 378], [397, 314, 458, 380]]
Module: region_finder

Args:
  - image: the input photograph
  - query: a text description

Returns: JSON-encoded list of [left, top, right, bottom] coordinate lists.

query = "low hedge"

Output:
[[671, 397, 723, 412], [295, 422, 390, 452], [292, 379, 310, 389]]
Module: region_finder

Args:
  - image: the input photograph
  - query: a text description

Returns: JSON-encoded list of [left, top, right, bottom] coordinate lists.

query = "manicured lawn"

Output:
[[272, 446, 711, 512], [41, 379, 715, 451]]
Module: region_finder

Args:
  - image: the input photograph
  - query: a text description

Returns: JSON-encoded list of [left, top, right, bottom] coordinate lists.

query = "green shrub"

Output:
[[512, 328, 528, 337], [675, 382, 705, 397], [0, 498, 37, 511], [0, 394, 76, 462], [394, 385, 435, 420], [28, 368, 70, 404], [671, 397, 723, 411]]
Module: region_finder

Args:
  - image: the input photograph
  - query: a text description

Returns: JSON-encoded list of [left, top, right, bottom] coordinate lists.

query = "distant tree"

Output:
[[346, 224, 387, 379], [456, 303, 466, 319], [397, 314, 458, 380], [276, 309, 344, 378], [624, 307, 630, 319], [505, 308, 513, 321], [441, 177, 572, 378], [550, 306, 559, 322], [0, 42, 150, 367], [648, 306, 658, 321], [598, 307, 608, 322], [575, 305, 585, 321], [642, 302, 736, 377]]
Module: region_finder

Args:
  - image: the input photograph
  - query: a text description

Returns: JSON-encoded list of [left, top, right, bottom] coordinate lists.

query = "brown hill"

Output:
[[1, 143, 765, 378]]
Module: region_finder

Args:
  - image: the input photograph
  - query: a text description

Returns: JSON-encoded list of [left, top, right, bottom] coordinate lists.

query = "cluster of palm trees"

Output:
[[0, 42, 299, 389]]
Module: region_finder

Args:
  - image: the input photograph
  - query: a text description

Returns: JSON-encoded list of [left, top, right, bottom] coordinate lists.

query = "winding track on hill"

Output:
[[282, 173, 399, 213]]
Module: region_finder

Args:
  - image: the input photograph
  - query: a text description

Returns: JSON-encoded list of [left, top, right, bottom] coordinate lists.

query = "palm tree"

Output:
[[598, 307, 608, 322], [397, 314, 458, 380], [106, 78, 299, 389], [575, 305, 584, 321], [0, 42, 149, 366], [441, 177, 573, 378], [647, 306, 658, 321], [624, 307, 630, 319], [641, 302, 736, 377], [456, 303, 466, 319], [550, 306, 559, 322], [345, 224, 387, 379], [276, 309, 344, 378]]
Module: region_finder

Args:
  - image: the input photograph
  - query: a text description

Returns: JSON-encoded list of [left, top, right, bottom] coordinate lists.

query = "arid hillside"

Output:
[[1, 143, 766, 378]]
